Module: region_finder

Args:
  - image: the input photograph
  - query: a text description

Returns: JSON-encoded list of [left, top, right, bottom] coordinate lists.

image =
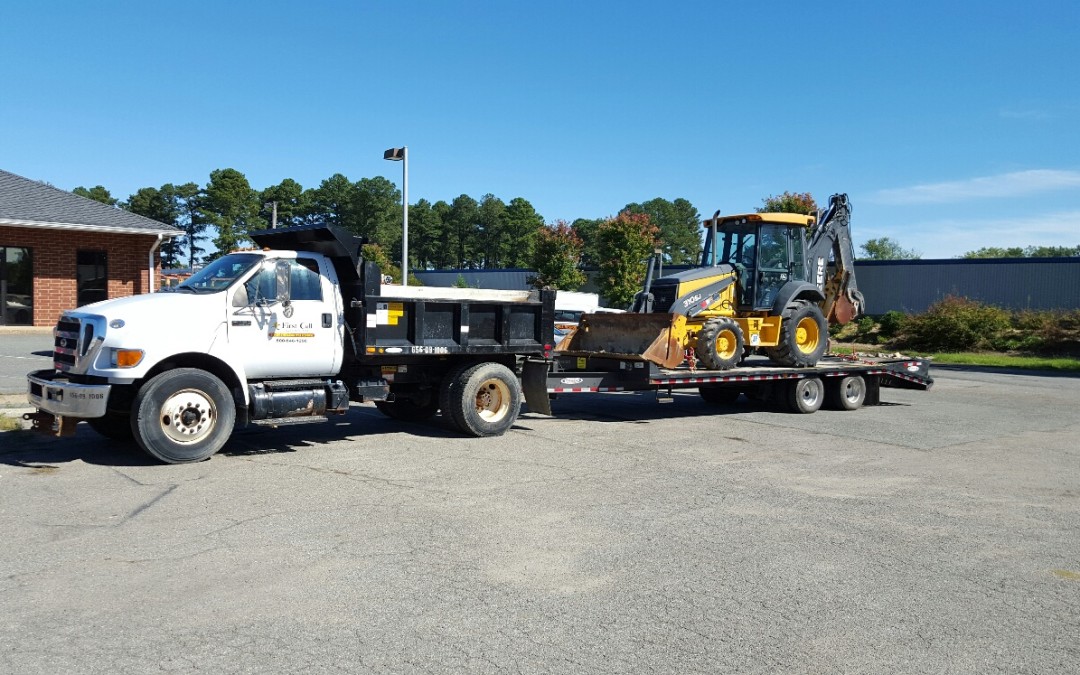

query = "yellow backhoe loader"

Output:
[[558, 193, 865, 369]]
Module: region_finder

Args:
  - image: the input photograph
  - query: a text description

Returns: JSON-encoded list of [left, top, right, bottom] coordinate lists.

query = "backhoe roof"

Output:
[[702, 212, 816, 228]]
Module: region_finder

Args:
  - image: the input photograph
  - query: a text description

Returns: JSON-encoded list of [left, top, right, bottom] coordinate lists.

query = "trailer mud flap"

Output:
[[521, 358, 552, 417], [556, 313, 687, 369]]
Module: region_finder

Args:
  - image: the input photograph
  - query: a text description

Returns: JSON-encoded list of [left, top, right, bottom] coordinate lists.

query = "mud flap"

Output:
[[556, 313, 688, 369], [521, 358, 552, 417]]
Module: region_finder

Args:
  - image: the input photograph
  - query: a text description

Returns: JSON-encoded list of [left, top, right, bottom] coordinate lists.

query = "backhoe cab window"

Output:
[[178, 254, 262, 293]]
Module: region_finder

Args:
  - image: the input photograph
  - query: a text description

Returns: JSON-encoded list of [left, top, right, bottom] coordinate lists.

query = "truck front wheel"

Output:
[[443, 362, 521, 437], [133, 368, 236, 464]]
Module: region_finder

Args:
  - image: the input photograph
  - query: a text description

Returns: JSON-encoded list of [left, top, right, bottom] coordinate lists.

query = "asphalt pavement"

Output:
[[1, 365, 1078, 673]]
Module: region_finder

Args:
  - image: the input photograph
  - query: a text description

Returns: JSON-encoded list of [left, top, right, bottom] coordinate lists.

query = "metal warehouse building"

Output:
[[416, 259, 1080, 315]]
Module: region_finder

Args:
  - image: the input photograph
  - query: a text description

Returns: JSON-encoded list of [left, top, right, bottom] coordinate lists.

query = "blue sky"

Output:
[[3, 0, 1078, 258]]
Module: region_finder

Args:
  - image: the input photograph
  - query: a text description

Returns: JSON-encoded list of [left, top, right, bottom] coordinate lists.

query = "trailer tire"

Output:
[[87, 410, 135, 441], [770, 301, 827, 367], [699, 385, 741, 406], [786, 377, 824, 414], [695, 317, 745, 370], [375, 392, 438, 421], [443, 362, 521, 437], [132, 368, 236, 464], [826, 375, 866, 410]]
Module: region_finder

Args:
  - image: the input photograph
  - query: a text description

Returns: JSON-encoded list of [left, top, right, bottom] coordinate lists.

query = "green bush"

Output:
[[878, 310, 906, 339], [894, 295, 1011, 352]]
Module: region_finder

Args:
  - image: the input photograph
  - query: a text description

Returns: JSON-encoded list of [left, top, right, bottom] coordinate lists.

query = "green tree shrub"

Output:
[[878, 311, 906, 339], [895, 296, 1011, 352]]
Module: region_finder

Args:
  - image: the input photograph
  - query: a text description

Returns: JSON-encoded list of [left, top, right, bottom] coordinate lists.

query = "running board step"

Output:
[[251, 416, 329, 427]]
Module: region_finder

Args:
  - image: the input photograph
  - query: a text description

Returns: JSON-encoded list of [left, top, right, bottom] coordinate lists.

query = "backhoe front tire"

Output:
[[132, 368, 236, 464], [769, 301, 827, 367], [695, 318, 745, 370]]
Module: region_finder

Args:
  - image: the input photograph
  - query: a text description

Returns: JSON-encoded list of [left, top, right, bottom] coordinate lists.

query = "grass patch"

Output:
[[0, 414, 24, 432], [923, 352, 1080, 371]]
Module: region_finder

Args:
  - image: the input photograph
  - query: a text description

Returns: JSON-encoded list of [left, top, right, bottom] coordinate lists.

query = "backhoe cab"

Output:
[[558, 193, 864, 370]]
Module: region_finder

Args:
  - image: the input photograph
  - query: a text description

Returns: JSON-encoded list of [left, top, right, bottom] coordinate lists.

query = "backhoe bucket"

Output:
[[556, 313, 688, 369]]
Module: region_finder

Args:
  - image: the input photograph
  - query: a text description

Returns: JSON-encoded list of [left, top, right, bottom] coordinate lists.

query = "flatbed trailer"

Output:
[[527, 353, 933, 415]]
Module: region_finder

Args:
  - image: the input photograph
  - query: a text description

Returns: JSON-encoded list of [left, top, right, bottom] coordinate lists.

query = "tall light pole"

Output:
[[383, 146, 408, 285]]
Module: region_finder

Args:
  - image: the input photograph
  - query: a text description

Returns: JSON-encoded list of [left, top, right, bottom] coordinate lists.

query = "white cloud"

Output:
[[999, 108, 1054, 121], [866, 210, 1080, 258], [870, 170, 1080, 205]]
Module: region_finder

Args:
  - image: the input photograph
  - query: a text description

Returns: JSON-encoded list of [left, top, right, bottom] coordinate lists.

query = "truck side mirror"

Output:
[[275, 260, 294, 317]]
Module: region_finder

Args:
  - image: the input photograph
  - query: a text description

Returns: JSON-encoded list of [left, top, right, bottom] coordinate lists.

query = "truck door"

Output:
[[229, 256, 340, 378]]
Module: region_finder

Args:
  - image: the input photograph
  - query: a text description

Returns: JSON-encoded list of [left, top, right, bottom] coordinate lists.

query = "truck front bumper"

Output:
[[27, 369, 111, 418]]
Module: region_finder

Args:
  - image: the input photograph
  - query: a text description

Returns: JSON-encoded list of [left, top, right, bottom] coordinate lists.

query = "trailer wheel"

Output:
[[87, 410, 135, 441], [770, 301, 827, 367], [695, 318, 745, 370], [375, 391, 438, 421], [132, 368, 236, 464], [786, 377, 824, 414], [444, 362, 521, 437], [826, 375, 866, 410], [699, 385, 741, 406]]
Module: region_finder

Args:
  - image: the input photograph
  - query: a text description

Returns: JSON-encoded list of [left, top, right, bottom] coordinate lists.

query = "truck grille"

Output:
[[54, 316, 93, 372]]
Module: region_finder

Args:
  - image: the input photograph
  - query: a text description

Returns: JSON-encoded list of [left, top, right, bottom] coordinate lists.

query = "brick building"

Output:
[[0, 169, 182, 327]]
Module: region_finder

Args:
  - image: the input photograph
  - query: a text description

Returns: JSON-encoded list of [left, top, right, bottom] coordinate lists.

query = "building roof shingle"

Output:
[[0, 169, 182, 235]]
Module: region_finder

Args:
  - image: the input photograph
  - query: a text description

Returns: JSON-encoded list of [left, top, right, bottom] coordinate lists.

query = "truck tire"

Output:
[[769, 301, 827, 367], [375, 392, 438, 422], [442, 362, 521, 437], [132, 368, 236, 464], [87, 410, 134, 441], [699, 385, 741, 405], [826, 375, 866, 410], [786, 377, 824, 414], [695, 317, 745, 370]]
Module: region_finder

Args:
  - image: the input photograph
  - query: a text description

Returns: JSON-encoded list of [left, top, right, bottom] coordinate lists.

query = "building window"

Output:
[[77, 250, 108, 306], [1, 246, 33, 326]]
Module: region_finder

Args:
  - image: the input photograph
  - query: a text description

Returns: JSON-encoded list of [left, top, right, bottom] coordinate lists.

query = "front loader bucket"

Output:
[[556, 313, 688, 369]]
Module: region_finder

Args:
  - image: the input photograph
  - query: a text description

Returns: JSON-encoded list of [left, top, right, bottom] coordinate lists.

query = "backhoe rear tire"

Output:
[[695, 317, 745, 370], [769, 301, 827, 368]]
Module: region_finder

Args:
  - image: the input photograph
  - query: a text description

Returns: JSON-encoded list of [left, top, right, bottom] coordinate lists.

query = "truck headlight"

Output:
[[111, 349, 144, 368]]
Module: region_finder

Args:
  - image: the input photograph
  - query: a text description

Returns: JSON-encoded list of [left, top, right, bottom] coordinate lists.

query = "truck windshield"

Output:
[[176, 254, 264, 293]]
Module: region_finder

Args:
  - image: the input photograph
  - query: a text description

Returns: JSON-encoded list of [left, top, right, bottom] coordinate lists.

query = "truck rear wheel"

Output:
[[786, 377, 824, 414], [132, 368, 236, 464], [442, 362, 521, 437], [826, 375, 866, 410], [695, 318, 744, 370], [769, 301, 827, 367]]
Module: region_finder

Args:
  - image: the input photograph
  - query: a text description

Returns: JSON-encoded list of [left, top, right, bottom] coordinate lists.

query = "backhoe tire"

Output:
[[442, 362, 521, 437], [695, 317, 745, 371], [825, 375, 866, 410], [375, 392, 438, 422], [770, 301, 827, 367], [699, 386, 741, 406], [132, 368, 236, 464], [786, 377, 824, 414]]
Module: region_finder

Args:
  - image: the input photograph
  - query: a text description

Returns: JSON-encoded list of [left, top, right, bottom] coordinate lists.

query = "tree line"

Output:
[[73, 175, 1078, 307], [72, 169, 707, 283]]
